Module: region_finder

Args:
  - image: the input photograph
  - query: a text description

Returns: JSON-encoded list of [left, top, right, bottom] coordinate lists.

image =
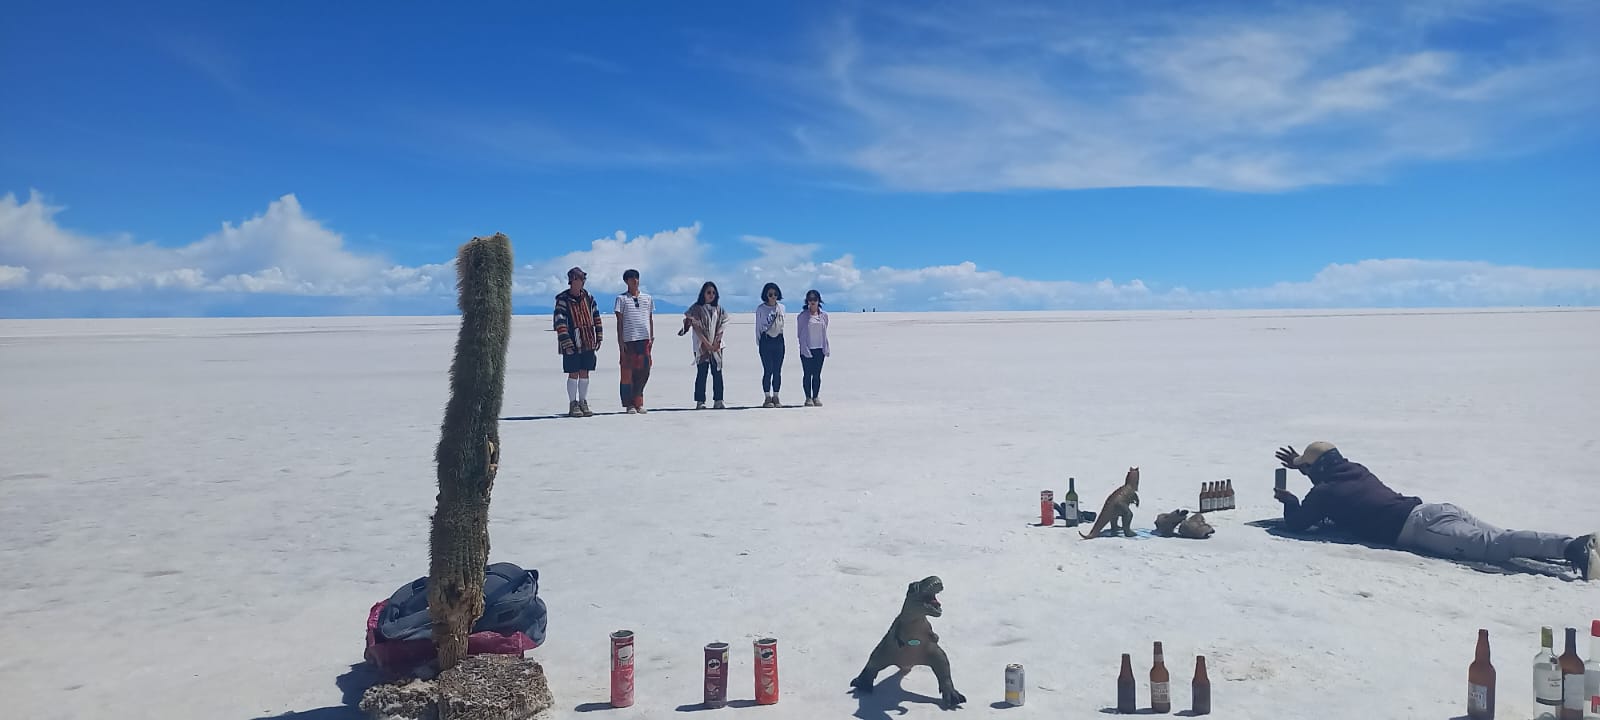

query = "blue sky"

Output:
[[2, 0, 1597, 317]]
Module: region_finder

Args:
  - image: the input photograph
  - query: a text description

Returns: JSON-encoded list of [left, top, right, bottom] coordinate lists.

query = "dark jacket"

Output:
[[1282, 456, 1422, 546]]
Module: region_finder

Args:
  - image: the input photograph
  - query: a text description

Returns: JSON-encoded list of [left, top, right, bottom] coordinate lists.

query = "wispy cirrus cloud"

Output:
[[786, 0, 1600, 192], [2, 190, 1597, 317]]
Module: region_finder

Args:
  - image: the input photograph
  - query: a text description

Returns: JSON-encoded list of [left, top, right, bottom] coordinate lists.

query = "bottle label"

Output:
[[1151, 681, 1169, 704], [1468, 683, 1489, 711], [1537, 664, 1563, 704], [1567, 673, 1586, 709]]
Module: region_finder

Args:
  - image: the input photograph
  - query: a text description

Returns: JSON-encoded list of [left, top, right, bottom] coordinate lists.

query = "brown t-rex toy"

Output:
[[1080, 467, 1140, 539]]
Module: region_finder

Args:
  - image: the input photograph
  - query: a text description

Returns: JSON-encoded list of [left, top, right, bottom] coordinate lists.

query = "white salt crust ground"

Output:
[[1, 308, 1597, 720]]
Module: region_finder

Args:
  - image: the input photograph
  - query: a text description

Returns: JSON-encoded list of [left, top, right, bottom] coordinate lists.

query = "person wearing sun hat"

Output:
[[1273, 441, 1596, 581]]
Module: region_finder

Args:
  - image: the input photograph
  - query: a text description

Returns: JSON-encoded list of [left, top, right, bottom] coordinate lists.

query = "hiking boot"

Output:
[[803, 397, 815, 406], [568, 401, 583, 418], [762, 397, 774, 408], [812, 397, 822, 407], [714, 400, 726, 409], [696, 401, 706, 410], [772, 394, 781, 407], [580, 401, 593, 417], [1567, 533, 1597, 581]]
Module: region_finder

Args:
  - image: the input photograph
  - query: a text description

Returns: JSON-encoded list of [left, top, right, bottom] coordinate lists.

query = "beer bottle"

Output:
[[1191, 655, 1211, 715], [1224, 479, 1235, 510], [1118, 653, 1136, 713], [1560, 627, 1584, 719], [1468, 628, 1495, 719], [1150, 642, 1171, 713], [1200, 482, 1213, 512]]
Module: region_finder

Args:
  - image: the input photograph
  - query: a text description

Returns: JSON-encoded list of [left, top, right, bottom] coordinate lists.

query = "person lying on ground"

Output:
[[1272, 441, 1596, 581]]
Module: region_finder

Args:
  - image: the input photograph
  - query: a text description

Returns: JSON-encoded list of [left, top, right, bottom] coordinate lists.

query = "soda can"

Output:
[[703, 641, 729, 708], [753, 637, 780, 705], [1039, 490, 1054, 526], [1004, 663, 1025, 706], [610, 630, 635, 708]]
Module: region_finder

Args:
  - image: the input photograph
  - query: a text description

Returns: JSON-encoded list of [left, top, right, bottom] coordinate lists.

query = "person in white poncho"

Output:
[[677, 281, 729, 409]]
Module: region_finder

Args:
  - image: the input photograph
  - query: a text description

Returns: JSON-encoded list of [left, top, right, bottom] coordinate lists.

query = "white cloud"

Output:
[[789, 1, 1600, 192], [0, 190, 455, 297], [1, 190, 1596, 315]]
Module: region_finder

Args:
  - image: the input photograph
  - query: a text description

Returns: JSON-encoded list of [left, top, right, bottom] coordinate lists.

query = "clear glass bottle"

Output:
[[1536, 626, 1563, 720]]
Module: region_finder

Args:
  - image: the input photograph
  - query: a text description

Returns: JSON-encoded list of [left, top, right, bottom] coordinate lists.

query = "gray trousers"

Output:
[[1395, 503, 1573, 564]]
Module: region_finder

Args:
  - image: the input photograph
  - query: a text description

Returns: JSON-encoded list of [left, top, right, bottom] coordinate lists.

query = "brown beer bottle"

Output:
[[1118, 653, 1136, 713], [1150, 642, 1171, 713], [1191, 655, 1211, 715], [1468, 628, 1495, 719], [1558, 627, 1584, 720]]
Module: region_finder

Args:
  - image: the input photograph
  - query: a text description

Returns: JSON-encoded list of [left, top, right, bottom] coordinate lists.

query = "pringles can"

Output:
[[753, 637, 780, 704], [1040, 490, 1054, 526], [610, 630, 635, 708], [1005, 663, 1025, 706], [703, 641, 729, 708]]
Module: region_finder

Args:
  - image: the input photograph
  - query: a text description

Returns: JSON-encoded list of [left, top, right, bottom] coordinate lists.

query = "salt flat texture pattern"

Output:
[[2, 308, 1597, 719]]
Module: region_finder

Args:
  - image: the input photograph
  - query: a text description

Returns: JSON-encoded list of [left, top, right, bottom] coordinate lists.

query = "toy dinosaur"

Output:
[[1154, 509, 1188, 537], [849, 576, 966, 709], [1178, 511, 1215, 539], [1080, 467, 1140, 538], [1153, 508, 1216, 539]]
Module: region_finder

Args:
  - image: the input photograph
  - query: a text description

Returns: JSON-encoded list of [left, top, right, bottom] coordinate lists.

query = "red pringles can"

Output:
[[703, 641, 729, 708], [753, 637, 780, 704], [1040, 489, 1054, 526], [610, 630, 635, 708]]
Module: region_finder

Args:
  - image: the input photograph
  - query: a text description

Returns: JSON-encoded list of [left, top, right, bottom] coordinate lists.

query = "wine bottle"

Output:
[[1150, 642, 1171, 713], [1064, 477, 1080, 527], [1585, 620, 1599, 719], [1468, 628, 1495, 719], [1537, 626, 1563, 720], [1561, 627, 1585, 719]]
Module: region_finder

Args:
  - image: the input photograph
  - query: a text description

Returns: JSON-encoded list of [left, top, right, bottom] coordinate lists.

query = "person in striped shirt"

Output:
[[553, 266, 603, 417], [613, 268, 655, 413]]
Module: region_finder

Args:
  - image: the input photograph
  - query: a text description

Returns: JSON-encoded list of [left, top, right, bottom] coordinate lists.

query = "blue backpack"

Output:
[[374, 562, 548, 646]]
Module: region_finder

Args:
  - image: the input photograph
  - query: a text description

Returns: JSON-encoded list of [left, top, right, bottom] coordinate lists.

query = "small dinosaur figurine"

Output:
[[850, 576, 966, 709], [1153, 508, 1216, 539], [1080, 467, 1140, 538], [1154, 508, 1188, 537], [1178, 511, 1215, 539]]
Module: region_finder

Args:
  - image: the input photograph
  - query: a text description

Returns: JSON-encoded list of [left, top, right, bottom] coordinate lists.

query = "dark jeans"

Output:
[[759, 333, 784, 393], [801, 350, 825, 398], [695, 361, 724, 403]]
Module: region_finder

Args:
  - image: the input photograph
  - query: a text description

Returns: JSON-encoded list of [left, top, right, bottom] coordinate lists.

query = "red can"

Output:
[[1040, 490, 1054, 526], [753, 637, 780, 705], [704, 642, 729, 708], [610, 630, 635, 708]]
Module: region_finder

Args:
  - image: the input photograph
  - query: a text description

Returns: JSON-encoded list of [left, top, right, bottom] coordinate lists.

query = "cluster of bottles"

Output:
[[1115, 641, 1209, 715], [1468, 620, 1600, 719], [1199, 480, 1235, 512]]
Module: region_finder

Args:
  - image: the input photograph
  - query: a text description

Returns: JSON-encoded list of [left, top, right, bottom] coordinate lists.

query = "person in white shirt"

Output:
[[796, 289, 830, 406], [613, 268, 654, 414], [754, 282, 786, 407]]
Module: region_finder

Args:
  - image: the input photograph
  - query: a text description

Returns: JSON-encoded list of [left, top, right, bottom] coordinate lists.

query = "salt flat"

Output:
[[1, 307, 1597, 720]]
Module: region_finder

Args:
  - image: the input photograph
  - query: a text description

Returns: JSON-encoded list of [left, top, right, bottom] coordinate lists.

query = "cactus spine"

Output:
[[428, 232, 513, 671]]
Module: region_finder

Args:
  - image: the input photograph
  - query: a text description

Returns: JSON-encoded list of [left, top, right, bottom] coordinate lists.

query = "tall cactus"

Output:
[[429, 232, 513, 671]]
